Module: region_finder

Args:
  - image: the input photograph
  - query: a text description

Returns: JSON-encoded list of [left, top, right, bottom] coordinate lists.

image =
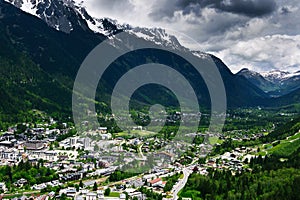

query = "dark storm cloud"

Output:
[[84, 0, 300, 73], [209, 0, 277, 17], [149, 0, 277, 20]]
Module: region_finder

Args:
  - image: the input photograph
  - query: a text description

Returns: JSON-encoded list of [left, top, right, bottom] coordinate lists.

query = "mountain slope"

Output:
[[238, 68, 300, 97], [236, 68, 276, 92], [268, 88, 300, 107], [4, 0, 123, 35], [211, 58, 268, 107], [1, 0, 297, 128], [0, 27, 72, 128]]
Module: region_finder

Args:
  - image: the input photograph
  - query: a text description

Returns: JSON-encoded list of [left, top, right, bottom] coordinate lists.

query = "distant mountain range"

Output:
[[0, 0, 300, 124], [237, 68, 300, 97]]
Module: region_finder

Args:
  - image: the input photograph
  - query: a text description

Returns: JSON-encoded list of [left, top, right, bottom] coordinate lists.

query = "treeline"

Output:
[[211, 138, 260, 156], [56, 128, 77, 142], [193, 135, 205, 145], [211, 117, 300, 156], [222, 109, 285, 132], [163, 172, 182, 192], [180, 168, 300, 200], [139, 186, 163, 200], [261, 117, 300, 143], [108, 170, 137, 182], [0, 160, 58, 191], [182, 118, 300, 200], [250, 146, 300, 171]]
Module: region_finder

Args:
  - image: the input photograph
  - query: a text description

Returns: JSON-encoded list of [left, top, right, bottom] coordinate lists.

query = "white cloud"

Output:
[[214, 35, 300, 73], [78, 0, 300, 73]]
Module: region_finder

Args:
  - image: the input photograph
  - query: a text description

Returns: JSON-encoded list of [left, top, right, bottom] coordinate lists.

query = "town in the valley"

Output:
[[0, 111, 267, 200]]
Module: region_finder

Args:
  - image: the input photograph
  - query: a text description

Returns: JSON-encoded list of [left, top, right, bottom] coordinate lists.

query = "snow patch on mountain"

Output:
[[236, 68, 261, 77], [5, 0, 76, 33], [4, 0, 36, 16], [282, 71, 300, 79], [261, 70, 300, 83], [21, 0, 38, 16], [4, 0, 206, 53], [192, 51, 210, 59], [127, 27, 187, 51]]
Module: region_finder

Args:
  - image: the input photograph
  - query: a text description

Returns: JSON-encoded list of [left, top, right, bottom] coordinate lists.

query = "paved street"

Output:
[[172, 168, 191, 200]]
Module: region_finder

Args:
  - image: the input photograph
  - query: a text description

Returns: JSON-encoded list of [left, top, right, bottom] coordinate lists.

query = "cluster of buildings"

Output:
[[204, 146, 257, 173], [1, 115, 255, 200], [58, 187, 145, 200], [0, 120, 70, 165]]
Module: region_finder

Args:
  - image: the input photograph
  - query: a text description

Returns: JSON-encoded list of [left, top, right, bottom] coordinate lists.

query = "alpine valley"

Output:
[[1, 0, 299, 122], [0, 1, 300, 200]]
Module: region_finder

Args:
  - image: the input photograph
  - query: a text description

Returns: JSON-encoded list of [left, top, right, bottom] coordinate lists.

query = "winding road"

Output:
[[172, 168, 191, 200]]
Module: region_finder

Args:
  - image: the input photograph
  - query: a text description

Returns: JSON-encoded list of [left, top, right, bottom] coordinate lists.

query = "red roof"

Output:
[[149, 178, 162, 184]]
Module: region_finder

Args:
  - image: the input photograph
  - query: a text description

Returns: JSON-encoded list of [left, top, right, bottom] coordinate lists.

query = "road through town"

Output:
[[172, 168, 191, 200]]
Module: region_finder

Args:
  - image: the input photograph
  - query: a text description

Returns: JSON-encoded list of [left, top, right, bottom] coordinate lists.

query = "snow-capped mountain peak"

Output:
[[237, 68, 263, 78], [5, 0, 75, 32], [4, 0, 193, 52], [261, 70, 300, 83], [3, 0, 122, 35], [236, 68, 300, 96], [5, 0, 38, 17], [127, 27, 188, 51]]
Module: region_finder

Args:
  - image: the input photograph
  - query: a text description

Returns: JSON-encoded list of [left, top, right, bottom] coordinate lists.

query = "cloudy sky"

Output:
[[80, 0, 300, 73]]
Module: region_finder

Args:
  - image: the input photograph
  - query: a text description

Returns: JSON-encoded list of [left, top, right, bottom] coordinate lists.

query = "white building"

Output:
[[84, 138, 91, 148], [98, 127, 108, 133], [86, 192, 97, 200], [70, 137, 78, 146], [0, 182, 7, 192]]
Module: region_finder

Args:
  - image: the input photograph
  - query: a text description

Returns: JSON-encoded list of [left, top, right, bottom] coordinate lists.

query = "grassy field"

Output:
[[266, 132, 300, 157], [116, 130, 157, 137], [263, 132, 269, 136], [108, 192, 120, 197], [257, 151, 268, 156], [179, 173, 184, 179], [208, 136, 223, 145], [179, 189, 202, 200]]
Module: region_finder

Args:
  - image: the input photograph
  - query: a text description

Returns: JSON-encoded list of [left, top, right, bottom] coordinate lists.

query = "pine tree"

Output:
[[79, 180, 83, 188], [93, 182, 98, 191]]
